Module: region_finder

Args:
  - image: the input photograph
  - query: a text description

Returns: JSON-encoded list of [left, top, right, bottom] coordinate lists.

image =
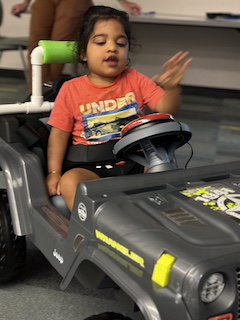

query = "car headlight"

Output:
[[200, 273, 225, 303]]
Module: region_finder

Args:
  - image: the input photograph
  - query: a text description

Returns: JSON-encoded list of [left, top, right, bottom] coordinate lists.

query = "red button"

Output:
[[208, 313, 233, 320]]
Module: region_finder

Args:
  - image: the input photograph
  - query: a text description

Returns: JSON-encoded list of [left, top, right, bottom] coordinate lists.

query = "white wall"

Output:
[[95, 0, 240, 16], [130, 23, 240, 90], [0, 0, 30, 70], [1, 0, 240, 89]]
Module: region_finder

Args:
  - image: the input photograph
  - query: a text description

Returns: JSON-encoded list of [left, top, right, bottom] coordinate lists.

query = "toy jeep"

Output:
[[0, 41, 240, 320]]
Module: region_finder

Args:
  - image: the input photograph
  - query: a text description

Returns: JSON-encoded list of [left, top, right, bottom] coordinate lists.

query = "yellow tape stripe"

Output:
[[0, 87, 19, 93], [220, 125, 240, 131]]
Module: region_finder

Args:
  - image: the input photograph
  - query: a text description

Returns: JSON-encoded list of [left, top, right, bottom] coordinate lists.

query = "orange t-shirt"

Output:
[[48, 68, 165, 145]]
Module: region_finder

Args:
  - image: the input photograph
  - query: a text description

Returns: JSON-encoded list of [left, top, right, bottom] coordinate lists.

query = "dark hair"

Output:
[[83, 312, 133, 320], [75, 6, 134, 64]]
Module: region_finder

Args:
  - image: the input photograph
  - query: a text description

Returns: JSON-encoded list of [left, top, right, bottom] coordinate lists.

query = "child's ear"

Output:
[[81, 51, 87, 62]]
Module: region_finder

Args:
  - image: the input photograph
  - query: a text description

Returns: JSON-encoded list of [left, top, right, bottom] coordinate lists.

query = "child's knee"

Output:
[[59, 170, 79, 193], [60, 168, 100, 195]]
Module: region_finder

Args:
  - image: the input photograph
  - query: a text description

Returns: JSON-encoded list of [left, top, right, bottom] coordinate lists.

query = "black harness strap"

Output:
[[66, 140, 118, 164]]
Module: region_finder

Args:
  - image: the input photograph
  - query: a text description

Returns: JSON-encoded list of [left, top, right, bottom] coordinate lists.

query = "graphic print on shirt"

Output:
[[81, 96, 140, 143]]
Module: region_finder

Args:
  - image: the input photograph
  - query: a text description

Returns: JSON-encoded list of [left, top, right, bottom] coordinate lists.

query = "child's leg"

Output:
[[59, 168, 100, 212]]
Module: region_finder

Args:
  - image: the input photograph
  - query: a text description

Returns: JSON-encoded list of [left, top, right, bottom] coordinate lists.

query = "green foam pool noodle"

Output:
[[38, 40, 77, 64]]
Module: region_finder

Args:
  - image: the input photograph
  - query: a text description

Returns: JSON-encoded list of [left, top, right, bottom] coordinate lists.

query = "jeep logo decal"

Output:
[[78, 202, 87, 221]]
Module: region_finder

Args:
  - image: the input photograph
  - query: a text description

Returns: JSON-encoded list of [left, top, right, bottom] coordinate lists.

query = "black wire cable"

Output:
[[176, 121, 194, 169], [184, 142, 194, 169]]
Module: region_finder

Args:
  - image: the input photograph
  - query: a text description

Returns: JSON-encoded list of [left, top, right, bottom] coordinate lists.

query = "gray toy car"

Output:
[[0, 41, 239, 320]]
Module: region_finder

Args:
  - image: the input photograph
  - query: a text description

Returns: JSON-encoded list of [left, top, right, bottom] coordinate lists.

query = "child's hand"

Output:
[[152, 51, 192, 90], [46, 173, 61, 196]]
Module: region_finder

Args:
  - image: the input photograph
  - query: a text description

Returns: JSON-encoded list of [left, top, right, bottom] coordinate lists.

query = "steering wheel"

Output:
[[113, 113, 192, 173]]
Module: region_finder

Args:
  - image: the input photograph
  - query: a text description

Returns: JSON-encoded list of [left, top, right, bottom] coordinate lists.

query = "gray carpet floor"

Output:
[[0, 75, 240, 320]]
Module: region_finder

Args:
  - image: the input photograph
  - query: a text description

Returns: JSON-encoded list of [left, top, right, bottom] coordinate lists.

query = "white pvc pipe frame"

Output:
[[0, 46, 54, 115]]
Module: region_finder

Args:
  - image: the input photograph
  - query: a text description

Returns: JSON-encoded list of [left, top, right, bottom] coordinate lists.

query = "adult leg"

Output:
[[28, 0, 56, 91], [49, 0, 93, 81], [59, 167, 100, 212]]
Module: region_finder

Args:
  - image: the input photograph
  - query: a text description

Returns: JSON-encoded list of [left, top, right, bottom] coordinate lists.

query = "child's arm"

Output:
[[153, 51, 192, 115], [46, 127, 70, 196], [154, 87, 182, 115]]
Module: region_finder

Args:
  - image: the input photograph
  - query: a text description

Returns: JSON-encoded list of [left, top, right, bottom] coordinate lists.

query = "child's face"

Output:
[[82, 19, 129, 84]]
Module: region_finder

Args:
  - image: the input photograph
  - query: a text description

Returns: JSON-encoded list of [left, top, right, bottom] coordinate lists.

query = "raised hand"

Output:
[[152, 51, 192, 90]]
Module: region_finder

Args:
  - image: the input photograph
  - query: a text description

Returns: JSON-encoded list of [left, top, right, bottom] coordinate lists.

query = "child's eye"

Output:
[[96, 42, 106, 46], [117, 42, 127, 47]]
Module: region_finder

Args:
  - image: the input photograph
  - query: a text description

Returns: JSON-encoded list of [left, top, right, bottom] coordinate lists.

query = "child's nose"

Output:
[[108, 41, 117, 52]]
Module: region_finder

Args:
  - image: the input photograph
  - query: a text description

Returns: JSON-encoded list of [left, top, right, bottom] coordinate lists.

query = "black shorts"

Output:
[[63, 160, 144, 178]]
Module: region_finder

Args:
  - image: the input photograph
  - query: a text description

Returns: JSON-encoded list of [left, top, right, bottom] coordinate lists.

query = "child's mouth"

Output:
[[105, 57, 118, 67]]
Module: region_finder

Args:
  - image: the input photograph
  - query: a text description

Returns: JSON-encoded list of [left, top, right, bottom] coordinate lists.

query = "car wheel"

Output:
[[0, 190, 26, 282]]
